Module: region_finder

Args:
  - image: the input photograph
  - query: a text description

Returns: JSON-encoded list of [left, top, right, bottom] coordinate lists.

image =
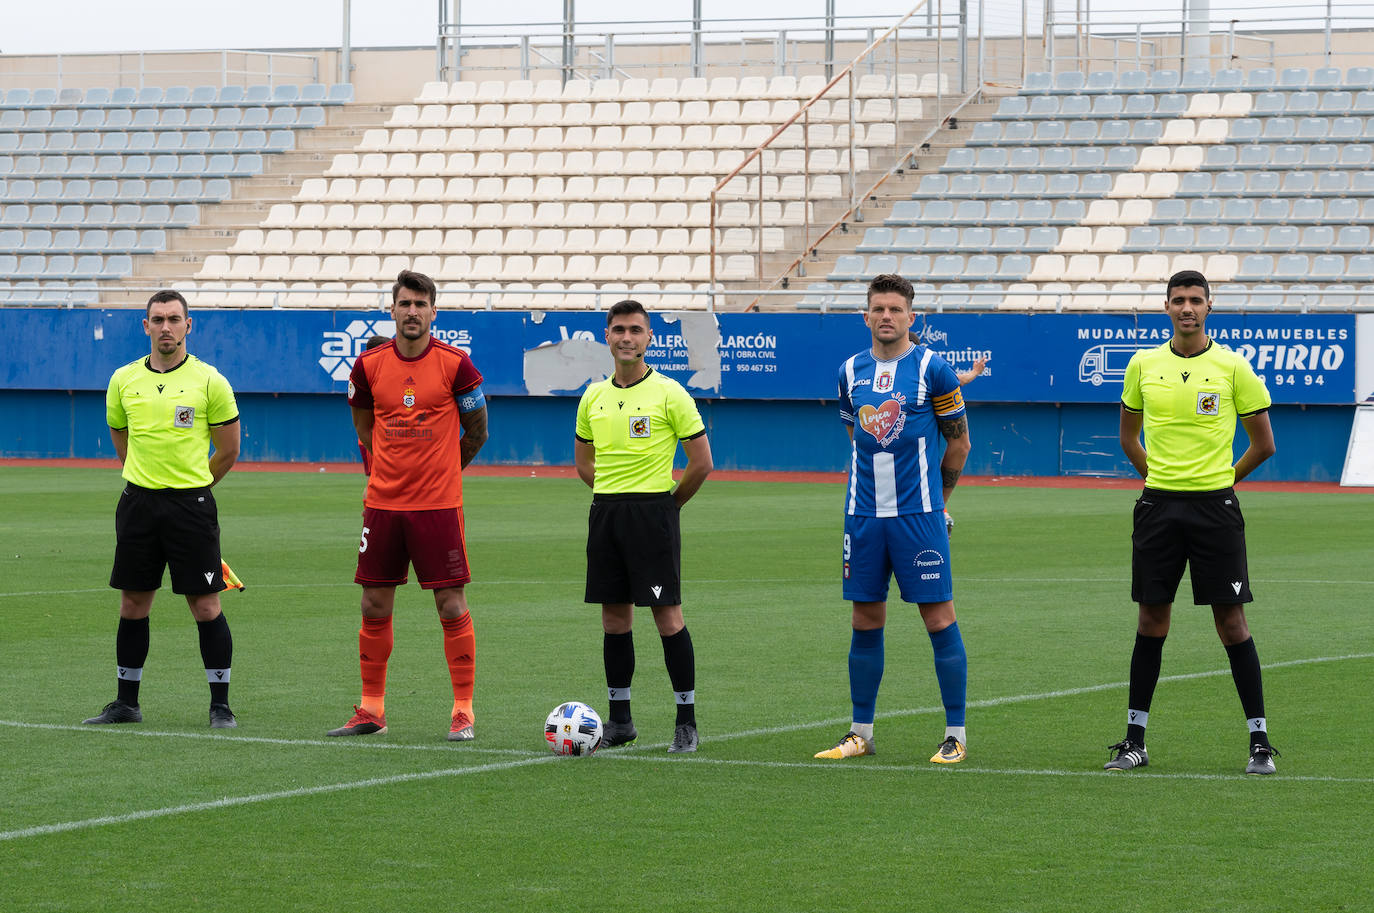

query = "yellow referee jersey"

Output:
[[575, 368, 705, 494], [1121, 340, 1271, 491], [106, 355, 239, 489]]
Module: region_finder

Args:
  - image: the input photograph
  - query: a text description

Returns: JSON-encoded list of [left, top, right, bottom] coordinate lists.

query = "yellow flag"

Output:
[[221, 560, 245, 592]]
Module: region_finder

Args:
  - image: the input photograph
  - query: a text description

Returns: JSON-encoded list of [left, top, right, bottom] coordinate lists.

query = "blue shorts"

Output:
[[842, 511, 953, 604]]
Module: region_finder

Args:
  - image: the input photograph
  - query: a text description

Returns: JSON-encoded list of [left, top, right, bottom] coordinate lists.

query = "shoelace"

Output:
[[1106, 739, 1142, 758]]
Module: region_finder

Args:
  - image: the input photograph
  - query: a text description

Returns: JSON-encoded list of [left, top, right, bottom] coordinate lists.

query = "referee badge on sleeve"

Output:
[[1196, 392, 1219, 415], [629, 416, 651, 438], [174, 405, 195, 428]]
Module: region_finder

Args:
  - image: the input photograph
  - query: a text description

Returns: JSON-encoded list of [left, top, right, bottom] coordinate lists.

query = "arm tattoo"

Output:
[[942, 466, 962, 491], [458, 406, 489, 469], [937, 415, 968, 441]]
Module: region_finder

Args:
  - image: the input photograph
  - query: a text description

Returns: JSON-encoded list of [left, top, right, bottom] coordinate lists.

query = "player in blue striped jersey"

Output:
[[815, 274, 972, 764]]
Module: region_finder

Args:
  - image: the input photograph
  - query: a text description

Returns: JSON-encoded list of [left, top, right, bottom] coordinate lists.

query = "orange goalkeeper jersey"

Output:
[[348, 338, 483, 510]]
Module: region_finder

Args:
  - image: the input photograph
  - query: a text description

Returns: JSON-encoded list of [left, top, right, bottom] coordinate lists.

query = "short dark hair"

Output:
[[392, 269, 437, 306], [607, 298, 649, 327], [146, 289, 188, 317], [1166, 270, 1210, 300], [364, 335, 390, 350], [867, 273, 914, 307]]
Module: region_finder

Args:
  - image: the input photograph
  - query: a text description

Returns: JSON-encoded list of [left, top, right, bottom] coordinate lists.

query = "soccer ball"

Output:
[[544, 702, 603, 756]]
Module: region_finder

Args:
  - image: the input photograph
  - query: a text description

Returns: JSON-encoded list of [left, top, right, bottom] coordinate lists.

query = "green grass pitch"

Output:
[[2, 466, 1371, 913]]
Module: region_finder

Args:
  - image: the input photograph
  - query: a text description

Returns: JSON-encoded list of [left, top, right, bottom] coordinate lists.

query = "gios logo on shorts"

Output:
[[913, 548, 945, 581]]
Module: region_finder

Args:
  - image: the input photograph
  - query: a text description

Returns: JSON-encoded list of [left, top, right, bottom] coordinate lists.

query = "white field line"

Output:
[[601, 753, 1374, 784], [0, 754, 557, 842], [4, 575, 1373, 599], [2, 651, 1370, 843]]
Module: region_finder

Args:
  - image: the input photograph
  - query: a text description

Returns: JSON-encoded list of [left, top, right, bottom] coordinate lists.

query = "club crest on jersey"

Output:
[[629, 416, 651, 438], [1196, 392, 1219, 415], [858, 395, 906, 447], [874, 370, 895, 393], [403, 386, 416, 409], [174, 405, 195, 428]]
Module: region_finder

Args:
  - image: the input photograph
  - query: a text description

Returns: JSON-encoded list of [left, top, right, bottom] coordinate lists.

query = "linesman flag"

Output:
[[221, 560, 245, 592]]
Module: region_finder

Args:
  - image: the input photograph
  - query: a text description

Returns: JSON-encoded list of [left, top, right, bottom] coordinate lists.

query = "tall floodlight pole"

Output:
[[958, 0, 967, 93], [341, 0, 352, 85], [825, 0, 835, 80], [1185, 0, 1211, 71], [563, 0, 575, 85], [692, 0, 703, 77]]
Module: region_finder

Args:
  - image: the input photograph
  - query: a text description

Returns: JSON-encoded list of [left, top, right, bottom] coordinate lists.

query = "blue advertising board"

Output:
[[0, 309, 1356, 404]]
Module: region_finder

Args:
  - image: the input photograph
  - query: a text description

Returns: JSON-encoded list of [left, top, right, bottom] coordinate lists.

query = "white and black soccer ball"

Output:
[[544, 701, 603, 757]]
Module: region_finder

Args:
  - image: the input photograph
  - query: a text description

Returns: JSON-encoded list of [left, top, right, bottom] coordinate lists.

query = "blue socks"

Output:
[[848, 627, 884, 725], [929, 622, 968, 727]]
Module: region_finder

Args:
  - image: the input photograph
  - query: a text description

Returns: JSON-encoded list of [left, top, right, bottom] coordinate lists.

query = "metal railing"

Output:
[[0, 49, 322, 90]]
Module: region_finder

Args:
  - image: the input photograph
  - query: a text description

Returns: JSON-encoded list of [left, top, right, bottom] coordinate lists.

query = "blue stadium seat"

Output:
[[1117, 71, 1149, 92], [150, 154, 180, 177], [1337, 225, 1371, 250], [1319, 91, 1353, 114], [971, 147, 1008, 171], [51, 228, 83, 251], [1026, 226, 1059, 250], [1028, 95, 1060, 116], [265, 130, 295, 152], [1281, 171, 1316, 195], [301, 83, 328, 103], [1041, 147, 1073, 171], [298, 106, 326, 128], [240, 107, 270, 128], [1148, 70, 1180, 92], [892, 227, 925, 251], [996, 254, 1032, 279], [31, 88, 58, 106], [16, 254, 46, 277], [1263, 225, 1300, 251], [827, 254, 865, 281], [188, 86, 218, 105], [1246, 171, 1279, 195], [1296, 117, 1328, 140], [233, 129, 265, 152], [1050, 200, 1085, 224], [1155, 94, 1187, 117], [1085, 71, 1116, 93], [1278, 67, 1309, 90], [943, 148, 975, 171], [1345, 67, 1374, 90], [273, 84, 300, 104], [886, 200, 922, 224], [952, 200, 985, 224], [965, 254, 997, 279], [1159, 225, 1193, 249], [960, 227, 993, 251], [1246, 68, 1277, 90], [1052, 71, 1085, 94], [244, 85, 272, 105], [1070, 147, 1105, 170], [327, 84, 355, 103], [1124, 225, 1160, 251], [1032, 120, 1066, 144], [0, 228, 22, 250], [1090, 94, 1123, 118], [1348, 255, 1374, 280], [1129, 120, 1163, 142], [916, 174, 948, 197], [134, 229, 167, 253], [866, 254, 899, 276], [170, 203, 200, 225], [1022, 72, 1052, 94], [1196, 225, 1231, 249], [897, 254, 930, 276], [164, 86, 191, 106], [989, 226, 1026, 252], [995, 96, 1027, 118], [102, 254, 133, 278], [968, 122, 1001, 145], [856, 227, 894, 252], [982, 173, 1014, 196], [1065, 119, 1098, 143], [929, 254, 965, 279], [1184, 198, 1222, 224], [1297, 225, 1335, 251], [1180, 69, 1212, 91], [269, 107, 297, 127], [79, 228, 111, 253], [4, 88, 31, 106], [1272, 253, 1309, 279]]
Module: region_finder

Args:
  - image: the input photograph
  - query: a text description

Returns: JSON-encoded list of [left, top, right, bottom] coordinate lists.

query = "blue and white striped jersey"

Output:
[[838, 343, 966, 517]]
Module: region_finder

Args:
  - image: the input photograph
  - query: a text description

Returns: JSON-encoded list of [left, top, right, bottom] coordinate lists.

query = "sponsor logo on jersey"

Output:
[[858, 395, 906, 447], [1197, 391, 1219, 415], [174, 405, 195, 428], [629, 416, 651, 438]]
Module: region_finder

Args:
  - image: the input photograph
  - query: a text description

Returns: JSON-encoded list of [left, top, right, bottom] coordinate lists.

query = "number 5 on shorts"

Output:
[[359, 526, 370, 554]]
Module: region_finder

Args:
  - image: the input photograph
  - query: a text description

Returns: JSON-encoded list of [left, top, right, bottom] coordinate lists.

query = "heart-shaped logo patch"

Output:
[[858, 400, 902, 443]]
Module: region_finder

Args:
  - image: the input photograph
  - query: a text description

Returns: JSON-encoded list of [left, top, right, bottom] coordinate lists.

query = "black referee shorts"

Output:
[[1130, 486, 1252, 606], [110, 483, 225, 595], [585, 492, 681, 607]]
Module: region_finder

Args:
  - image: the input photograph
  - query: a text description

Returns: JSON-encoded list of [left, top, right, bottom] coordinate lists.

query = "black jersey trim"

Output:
[[1167, 339, 1214, 359], [574, 433, 593, 443], [209, 415, 240, 428], [1121, 402, 1143, 413], [1237, 407, 1270, 418], [680, 428, 707, 442], [611, 367, 654, 389], [143, 354, 191, 374]]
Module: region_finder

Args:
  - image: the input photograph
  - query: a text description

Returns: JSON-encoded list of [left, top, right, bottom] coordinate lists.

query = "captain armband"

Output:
[[458, 385, 487, 413]]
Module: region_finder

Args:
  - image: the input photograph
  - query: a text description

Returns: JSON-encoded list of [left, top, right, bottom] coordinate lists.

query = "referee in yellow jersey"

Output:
[[574, 300, 713, 753], [1105, 270, 1279, 775], [85, 290, 242, 729]]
